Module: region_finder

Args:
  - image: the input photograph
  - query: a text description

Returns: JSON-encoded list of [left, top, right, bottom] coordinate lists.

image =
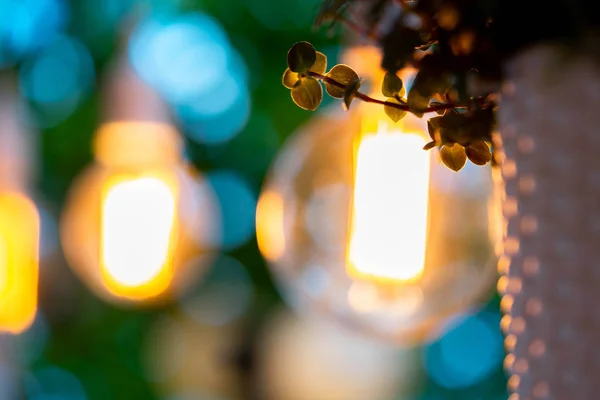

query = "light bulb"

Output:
[[256, 46, 499, 344], [0, 76, 40, 334], [60, 55, 219, 305], [60, 122, 218, 305], [0, 192, 40, 334], [347, 121, 430, 283]]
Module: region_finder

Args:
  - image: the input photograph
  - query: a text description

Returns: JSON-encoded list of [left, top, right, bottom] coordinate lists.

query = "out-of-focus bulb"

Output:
[[0, 192, 40, 334], [101, 175, 177, 298], [256, 46, 499, 344], [347, 121, 430, 283], [60, 122, 218, 305]]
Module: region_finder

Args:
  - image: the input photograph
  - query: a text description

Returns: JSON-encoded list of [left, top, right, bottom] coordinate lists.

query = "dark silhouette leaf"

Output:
[[466, 141, 492, 165], [407, 91, 429, 116], [423, 140, 437, 150], [287, 41, 317, 73], [382, 72, 403, 97], [343, 78, 361, 110]]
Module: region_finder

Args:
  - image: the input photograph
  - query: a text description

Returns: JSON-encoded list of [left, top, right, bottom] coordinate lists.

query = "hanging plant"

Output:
[[282, 0, 599, 171]]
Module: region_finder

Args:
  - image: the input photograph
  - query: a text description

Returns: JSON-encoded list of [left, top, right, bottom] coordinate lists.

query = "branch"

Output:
[[308, 71, 470, 113]]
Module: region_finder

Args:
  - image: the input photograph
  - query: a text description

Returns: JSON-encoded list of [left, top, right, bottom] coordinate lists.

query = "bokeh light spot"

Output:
[[25, 365, 87, 400], [0, 0, 68, 66], [20, 35, 94, 125], [424, 311, 503, 389], [181, 255, 254, 326], [129, 13, 231, 103], [206, 171, 257, 250]]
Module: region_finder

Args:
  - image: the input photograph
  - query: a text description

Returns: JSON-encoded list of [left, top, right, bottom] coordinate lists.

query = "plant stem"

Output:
[[308, 71, 466, 113]]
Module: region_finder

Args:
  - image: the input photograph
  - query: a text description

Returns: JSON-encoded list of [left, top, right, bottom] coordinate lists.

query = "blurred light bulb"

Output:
[[0, 192, 40, 334], [256, 46, 499, 344], [60, 54, 219, 306], [101, 175, 177, 297], [255, 309, 418, 400], [0, 75, 40, 334], [61, 122, 218, 305]]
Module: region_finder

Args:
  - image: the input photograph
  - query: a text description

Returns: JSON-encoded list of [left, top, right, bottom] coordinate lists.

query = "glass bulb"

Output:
[[60, 122, 219, 306], [257, 96, 499, 344]]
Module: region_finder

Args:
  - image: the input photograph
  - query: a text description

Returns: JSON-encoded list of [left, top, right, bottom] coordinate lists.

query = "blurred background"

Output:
[[0, 0, 508, 399]]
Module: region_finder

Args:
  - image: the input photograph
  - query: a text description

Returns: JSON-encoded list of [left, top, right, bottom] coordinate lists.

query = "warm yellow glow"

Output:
[[0, 193, 40, 334], [256, 190, 286, 262], [100, 174, 178, 300], [347, 121, 430, 283]]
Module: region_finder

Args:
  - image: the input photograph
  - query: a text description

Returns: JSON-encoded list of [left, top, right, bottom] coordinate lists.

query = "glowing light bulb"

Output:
[[61, 122, 218, 305], [0, 192, 40, 334], [257, 46, 498, 344], [347, 121, 430, 283], [101, 175, 178, 298]]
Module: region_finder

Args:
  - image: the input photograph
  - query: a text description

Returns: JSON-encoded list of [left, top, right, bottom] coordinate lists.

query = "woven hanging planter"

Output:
[[495, 44, 600, 399]]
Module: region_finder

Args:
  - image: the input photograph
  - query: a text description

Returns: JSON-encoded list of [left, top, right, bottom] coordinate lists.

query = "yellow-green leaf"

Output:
[[287, 41, 317, 73], [466, 141, 492, 165], [291, 77, 323, 111], [282, 68, 300, 89], [384, 97, 407, 122], [325, 64, 359, 98], [440, 143, 467, 171], [382, 72, 403, 97], [310, 51, 327, 75]]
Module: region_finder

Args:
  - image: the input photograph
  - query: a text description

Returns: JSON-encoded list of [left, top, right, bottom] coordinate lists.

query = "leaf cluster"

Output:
[[283, 0, 600, 170], [284, 40, 495, 171]]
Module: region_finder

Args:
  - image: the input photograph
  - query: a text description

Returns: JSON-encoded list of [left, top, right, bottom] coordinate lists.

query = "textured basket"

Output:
[[495, 44, 600, 399]]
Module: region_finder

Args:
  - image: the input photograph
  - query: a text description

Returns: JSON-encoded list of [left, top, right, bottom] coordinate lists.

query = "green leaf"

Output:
[[382, 72, 403, 97], [282, 68, 300, 89], [291, 77, 323, 111], [343, 78, 361, 110], [287, 41, 317, 73], [466, 141, 492, 165], [384, 98, 407, 122], [440, 143, 467, 171], [311, 52, 327, 75], [325, 64, 359, 98]]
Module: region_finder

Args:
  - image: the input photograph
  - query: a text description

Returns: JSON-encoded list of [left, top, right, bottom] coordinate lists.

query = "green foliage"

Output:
[[281, 0, 517, 171]]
